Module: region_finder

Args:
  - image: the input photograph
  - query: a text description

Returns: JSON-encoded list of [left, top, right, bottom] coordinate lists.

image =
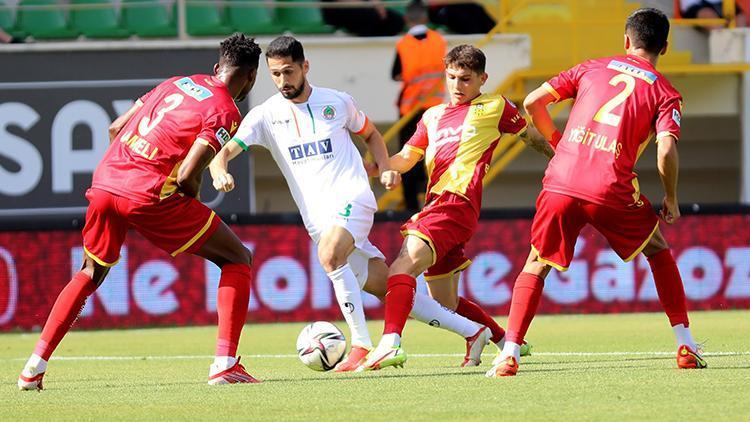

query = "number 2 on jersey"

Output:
[[593, 74, 635, 127], [138, 93, 184, 136]]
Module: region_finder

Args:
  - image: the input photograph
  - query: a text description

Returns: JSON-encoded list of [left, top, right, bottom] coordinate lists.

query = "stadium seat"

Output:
[[186, 1, 231, 36], [227, 0, 284, 35], [0, 0, 23, 37], [384, 0, 406, 15], [122, 0, 176, 37], [16, 0, 78, 39], [276, 0, 335, 34], [70, 0, 129, 38]]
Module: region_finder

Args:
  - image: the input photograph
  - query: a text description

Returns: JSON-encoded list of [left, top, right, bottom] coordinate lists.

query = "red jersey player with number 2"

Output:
[[19, 34, 264, 390], [487, 8, 707, 378]]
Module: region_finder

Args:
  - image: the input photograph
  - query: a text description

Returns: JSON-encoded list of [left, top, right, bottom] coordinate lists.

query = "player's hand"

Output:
[[363, 161, 380, 177], [380, 170, 401, 190], [660, 196, 680, 224], [212, 172, 235, 193]]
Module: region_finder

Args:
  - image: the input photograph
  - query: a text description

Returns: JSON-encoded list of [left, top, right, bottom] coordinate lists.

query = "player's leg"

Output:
[[317, 225, 374, 353], [487, 191, 583, 377], [358, 235, 433, 371], [20, 189, 125, 391], [192, 221, 259, 384], [642, 228, 705, 368], [362, 258, 481, 340]]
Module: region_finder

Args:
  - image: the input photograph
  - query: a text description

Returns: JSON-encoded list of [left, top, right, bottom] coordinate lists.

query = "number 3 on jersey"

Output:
[[593, 74, 635, 127], [138, 93, 184, 136]]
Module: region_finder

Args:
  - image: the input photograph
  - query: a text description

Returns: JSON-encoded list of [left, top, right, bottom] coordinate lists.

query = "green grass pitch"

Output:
[[1, 310, 749, 420]]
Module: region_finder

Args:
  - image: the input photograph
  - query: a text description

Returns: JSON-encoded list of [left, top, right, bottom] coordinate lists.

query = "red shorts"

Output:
[[530, 190, 659, 271], [81, 188, 221, 266], [401, 193, 477, 280]]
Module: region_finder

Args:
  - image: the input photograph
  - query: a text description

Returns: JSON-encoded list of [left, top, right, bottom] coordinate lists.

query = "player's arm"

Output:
[[209, 141, 244, 193], [357, 120, 401, 191], [517, 126, 555, 160], [108, 100, 142, 143], [656, 135, 680, 224], [523, 86, 563, 149], [176, 140, 215, 198]]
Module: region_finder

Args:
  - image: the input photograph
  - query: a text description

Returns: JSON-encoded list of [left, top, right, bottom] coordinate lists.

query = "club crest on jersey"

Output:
[[215, 127, 230, 146], [174, 77, 213, 101], [322, 105, 336, 120], [473, 103, 485, 116]]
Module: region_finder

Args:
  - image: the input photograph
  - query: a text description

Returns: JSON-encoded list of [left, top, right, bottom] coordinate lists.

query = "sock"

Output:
[[380, 333, 401, 348], [33, 271, 97, 360], [501, 341, 523, 362], [673, 323, 697, 350], [648, 249, 689, 327], [383, 274, 416, 336], [410, 293, 479, 338], [212, 355, 237, 372], [328, 264, 372, 348], [23, 354, 47, 375], [505, 272, 545, 345], [215, 263, 252, 358], [456, 297, 506, 343]]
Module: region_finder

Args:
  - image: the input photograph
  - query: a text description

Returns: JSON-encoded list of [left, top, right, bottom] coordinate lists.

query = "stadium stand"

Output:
[[121, 0, 176, 37], [70, 0, 129, 38], [226, 0, 285, 35]]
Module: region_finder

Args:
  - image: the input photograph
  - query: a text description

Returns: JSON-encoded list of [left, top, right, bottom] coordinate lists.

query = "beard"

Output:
[[280, 79, 306, 100]]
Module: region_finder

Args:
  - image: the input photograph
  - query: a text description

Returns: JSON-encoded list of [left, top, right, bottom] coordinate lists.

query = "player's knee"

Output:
[[317, 248, 346, 273]]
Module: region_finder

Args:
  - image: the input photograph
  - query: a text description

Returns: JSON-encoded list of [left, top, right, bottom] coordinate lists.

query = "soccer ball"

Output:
[[296, 321, 347, 371]]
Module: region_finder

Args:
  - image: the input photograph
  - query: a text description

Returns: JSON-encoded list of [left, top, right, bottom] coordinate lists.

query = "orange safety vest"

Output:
[[396, 29, 447, 116]]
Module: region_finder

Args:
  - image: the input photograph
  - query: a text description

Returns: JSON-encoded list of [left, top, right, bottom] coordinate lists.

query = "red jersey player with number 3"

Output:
[[19, 34, 264, 390], [487, 8, 707, 378]]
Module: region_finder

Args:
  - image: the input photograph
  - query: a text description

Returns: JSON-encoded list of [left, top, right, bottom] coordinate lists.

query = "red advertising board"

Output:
[[1, 214, 749, 331]]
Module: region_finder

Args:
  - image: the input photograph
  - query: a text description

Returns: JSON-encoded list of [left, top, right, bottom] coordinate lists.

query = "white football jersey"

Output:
[[233, 86, 376, 236]]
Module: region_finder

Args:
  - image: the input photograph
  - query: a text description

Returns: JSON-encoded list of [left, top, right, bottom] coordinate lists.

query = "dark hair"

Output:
[[405, 0, 428, 23], [444, 44, 486, 74], [266, 35, 305, 63], [219, 32, 261, 69], [625, 8, 670, 55]]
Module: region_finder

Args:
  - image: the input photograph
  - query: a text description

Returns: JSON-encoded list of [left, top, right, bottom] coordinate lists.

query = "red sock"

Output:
[[505, 272, 545, 344], [383, 274, 416, 336], [215, 263, 252, 357], [456, 297, 506, 343], [648, 249, 689, 327], [34, 272, 97, 360]]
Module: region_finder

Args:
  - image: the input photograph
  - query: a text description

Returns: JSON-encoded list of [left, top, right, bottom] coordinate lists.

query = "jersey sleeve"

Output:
[[197, 105, 240, 154], [342, 92, 369, 135], [655, 93, 682, 142], [543, 63, 583, 102], [405, 118, 428, 155], [498, 97, 528, 135], [232, 105, 270, 151]]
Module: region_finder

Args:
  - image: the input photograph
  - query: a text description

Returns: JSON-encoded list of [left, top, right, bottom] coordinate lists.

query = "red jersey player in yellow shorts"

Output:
[[360, 45, 555, 371], [488, 8, 707, 377]]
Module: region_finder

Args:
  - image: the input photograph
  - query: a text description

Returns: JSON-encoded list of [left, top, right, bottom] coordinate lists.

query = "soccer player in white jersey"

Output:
[[210, 36, 492, 371]]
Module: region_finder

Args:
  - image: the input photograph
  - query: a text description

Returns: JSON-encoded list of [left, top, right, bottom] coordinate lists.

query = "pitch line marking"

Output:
[[1, 351, 748, 362]]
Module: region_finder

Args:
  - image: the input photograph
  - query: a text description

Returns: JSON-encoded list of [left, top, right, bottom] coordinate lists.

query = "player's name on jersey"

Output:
[[567, 126, 623, 159], [119, 130, 159, 160]]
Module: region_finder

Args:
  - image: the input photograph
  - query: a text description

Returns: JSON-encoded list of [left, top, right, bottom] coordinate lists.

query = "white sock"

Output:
[[380, 333, 401, 348], [212, 356, 237, 372], [410, 293, 480, 338], [673, 324, 697, 350], [501, 341, 522, 362], [24, 354, 47, 375], [328, 264, 372, 349], [494, 336, 506, 351]]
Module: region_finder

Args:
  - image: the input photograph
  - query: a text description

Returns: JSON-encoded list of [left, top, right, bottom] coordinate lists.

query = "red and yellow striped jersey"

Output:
[[406, 93, 527, 212]]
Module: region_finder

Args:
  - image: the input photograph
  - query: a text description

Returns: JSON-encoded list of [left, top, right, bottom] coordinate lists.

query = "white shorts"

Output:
[[309, 192, 385, 288]]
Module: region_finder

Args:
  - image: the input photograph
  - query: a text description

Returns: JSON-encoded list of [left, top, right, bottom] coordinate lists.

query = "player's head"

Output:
[[405, 0, 428, 27], [624, 8, 670, 57], [444, 45, 488, 105], [266, 35, 309, 101], [215, 33, 262, 102]]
